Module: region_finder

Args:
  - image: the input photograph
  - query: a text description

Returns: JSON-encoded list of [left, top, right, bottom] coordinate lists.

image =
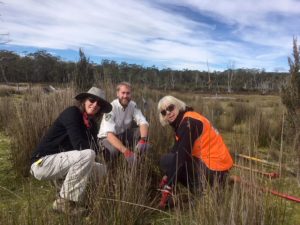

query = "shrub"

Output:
[[219, 113, 235, 131], [229, 102, 256, 124]]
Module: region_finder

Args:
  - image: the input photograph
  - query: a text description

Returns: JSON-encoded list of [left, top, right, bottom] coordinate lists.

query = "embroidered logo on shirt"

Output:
[[105, 114, 112, 121]]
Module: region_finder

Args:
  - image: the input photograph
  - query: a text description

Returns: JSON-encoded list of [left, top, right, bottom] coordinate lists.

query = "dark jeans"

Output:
[[160, 153, 228, 194]]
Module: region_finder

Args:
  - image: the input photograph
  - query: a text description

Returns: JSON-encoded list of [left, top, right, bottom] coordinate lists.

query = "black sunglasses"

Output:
[[88, 97, 101, 106], [161, 104, 175, 116]]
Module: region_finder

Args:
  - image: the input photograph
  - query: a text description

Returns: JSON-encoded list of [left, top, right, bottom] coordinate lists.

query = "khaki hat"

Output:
[[75, 87, 112, 113]]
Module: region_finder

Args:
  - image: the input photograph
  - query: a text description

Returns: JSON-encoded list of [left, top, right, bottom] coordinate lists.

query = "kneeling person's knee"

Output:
[[81, 149, 96, 163]]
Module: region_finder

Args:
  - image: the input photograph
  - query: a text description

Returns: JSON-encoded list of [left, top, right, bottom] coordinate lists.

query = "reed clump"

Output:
[[2, 87, 74, 176]]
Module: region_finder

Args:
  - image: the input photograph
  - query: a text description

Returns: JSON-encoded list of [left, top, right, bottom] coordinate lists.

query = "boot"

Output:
[[52, 198, 87, 216]]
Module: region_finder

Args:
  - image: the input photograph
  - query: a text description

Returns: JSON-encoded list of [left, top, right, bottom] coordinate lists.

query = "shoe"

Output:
[[52, 198, 87, 216]]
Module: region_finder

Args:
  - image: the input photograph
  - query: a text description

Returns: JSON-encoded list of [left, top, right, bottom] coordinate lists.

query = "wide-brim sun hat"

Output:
[[75, 87, 112, 113]]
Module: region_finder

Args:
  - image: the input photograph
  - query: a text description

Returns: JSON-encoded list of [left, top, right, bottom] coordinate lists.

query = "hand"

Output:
[[123, 149, 136, 164], [159, 175, 168, 189], [135, 139, 151, 155]]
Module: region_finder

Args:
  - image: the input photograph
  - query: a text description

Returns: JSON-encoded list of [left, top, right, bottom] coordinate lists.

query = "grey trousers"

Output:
[[100, 128, 140, 161], [30, 149, 106, 202]]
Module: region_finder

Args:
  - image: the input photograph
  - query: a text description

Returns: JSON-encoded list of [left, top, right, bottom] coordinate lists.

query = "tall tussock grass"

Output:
[[88, 159, 155, 225], [0, 84, 296, 225], [228, 102, 256, 125], [168, 181, 288, 225], [0, 96, 15, 132], [0, 87, 75, 176], [0, 165, 291, 225]]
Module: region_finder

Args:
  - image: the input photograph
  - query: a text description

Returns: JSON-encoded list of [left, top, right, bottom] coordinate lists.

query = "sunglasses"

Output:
[[161, 104, 175, 116], [88, 97, 101, 106]]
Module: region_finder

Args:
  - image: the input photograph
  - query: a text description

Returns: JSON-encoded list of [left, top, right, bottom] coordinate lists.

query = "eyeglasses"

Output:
[[88, 97, 101, 106], [161, 104, 175, 116]]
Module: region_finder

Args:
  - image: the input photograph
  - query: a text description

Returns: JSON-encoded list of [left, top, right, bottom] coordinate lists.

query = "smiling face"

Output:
[[117, 85, 131, 107], [161, 103, 179, 123], [84, 97, 101, 116]]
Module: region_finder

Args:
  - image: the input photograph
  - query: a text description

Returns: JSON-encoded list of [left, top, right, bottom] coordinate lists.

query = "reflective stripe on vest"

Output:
[[178, 111, 233, 171]]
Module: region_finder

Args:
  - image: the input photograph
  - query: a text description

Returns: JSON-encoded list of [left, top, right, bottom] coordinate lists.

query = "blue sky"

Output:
[[1, 0, 300, 72]]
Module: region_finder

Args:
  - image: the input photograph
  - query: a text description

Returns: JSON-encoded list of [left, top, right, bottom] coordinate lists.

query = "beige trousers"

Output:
[[30, 149, 106, 202]]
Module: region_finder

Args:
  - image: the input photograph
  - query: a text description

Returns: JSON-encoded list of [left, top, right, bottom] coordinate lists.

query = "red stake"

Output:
[[234, 164, 279, 179], [230, 175, 300, 203]]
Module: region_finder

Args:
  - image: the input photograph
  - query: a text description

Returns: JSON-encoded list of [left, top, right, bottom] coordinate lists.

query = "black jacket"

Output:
[[31, 106, 98, 164], [160, 110, 203, 185]]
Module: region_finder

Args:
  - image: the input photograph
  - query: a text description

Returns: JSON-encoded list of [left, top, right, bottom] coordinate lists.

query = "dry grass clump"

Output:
[[0, 84, 23, 97], [0, 97, 15, 132], [196, 99, 255, 134], [88, 159, 156, 225], [203, 100, 224, 128], [181, 184, 286, 225], [3, 87, 74, 176], [228, 102, 256, 124], [248, 111, 271, 148], [1, 162, 291, 225]]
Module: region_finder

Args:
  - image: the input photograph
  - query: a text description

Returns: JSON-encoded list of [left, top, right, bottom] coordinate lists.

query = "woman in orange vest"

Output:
[[157, 95, 233, 208]]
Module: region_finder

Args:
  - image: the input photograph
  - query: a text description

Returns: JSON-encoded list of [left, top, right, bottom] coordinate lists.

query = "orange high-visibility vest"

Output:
[[177, 111, 233, 171]]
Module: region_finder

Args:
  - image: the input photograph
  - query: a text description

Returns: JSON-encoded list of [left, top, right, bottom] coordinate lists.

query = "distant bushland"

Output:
[[0, 49, 288, 94]]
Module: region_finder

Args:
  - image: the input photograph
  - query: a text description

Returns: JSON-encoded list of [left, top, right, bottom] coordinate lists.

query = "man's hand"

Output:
[[123, 149, 136, 164], [135, 138, 151, 155]]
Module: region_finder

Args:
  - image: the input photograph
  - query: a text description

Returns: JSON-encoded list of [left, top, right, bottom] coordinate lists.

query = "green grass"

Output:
[[0, 133, 95, 224], [0, 133, 56, 222], [0, 132, 26, 207]]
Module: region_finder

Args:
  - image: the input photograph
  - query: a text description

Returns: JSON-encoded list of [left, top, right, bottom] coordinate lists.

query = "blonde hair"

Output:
[[157, 95, 186, 126], [116, 81, 132, 92]]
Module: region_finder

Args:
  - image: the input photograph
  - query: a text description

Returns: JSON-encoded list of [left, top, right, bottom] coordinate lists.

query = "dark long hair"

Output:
[[75, 98, 103, 120]]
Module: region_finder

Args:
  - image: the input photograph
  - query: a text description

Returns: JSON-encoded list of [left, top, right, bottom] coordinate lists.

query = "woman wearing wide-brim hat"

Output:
[[30, 87, 112, 215]]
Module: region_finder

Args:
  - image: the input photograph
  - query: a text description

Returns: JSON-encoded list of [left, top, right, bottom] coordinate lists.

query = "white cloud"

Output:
[[1, 0, 299, 71]]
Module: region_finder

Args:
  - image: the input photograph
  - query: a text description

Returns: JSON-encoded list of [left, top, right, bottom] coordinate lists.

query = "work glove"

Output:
[[135, 138, 151, 155], [123, 149, 136, 164], [159, 185, 173, 209], [159, 175, 168, 189]]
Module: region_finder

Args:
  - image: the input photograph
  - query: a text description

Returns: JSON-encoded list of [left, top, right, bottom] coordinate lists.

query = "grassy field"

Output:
[[0, 133, 55, 222], [0, 86, 300, 225]]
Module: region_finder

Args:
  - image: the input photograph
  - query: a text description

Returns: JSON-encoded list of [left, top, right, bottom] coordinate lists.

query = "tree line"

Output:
[[0, 49, 288, 93]]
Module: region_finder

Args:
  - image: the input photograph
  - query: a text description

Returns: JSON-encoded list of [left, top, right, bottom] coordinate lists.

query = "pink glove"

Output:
[[123, 149, 136, 164], [135, 139, 151, 155]]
